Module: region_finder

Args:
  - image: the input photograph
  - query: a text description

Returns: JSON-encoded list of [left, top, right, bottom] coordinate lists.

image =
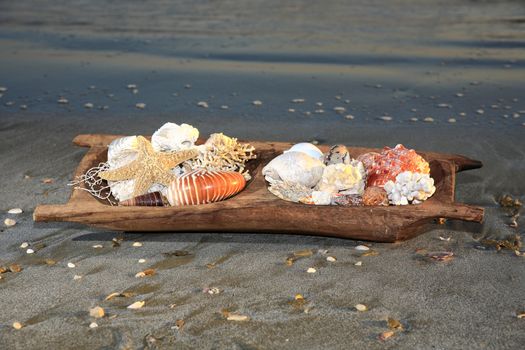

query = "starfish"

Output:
[[99, 136, 198, 197]]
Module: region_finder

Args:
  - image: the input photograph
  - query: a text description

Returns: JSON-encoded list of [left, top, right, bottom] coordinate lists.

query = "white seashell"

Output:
[[151, 122, 199, 152], [311, 190, 332, 205], [107, 136, 139, 169], [262, 151, 325, 188], [316, 161, 365, 195], [355, 245, 370, 251], [8, 208, 23, 214], [284, 143, 324, 160]]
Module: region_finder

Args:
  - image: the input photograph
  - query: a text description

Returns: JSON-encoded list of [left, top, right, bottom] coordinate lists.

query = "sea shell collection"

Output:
[[72, 122, 255, 206], [263, 143, 435, 206]]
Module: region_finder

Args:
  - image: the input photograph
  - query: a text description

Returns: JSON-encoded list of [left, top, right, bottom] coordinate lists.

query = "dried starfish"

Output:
[[99, 136, 198, 196]]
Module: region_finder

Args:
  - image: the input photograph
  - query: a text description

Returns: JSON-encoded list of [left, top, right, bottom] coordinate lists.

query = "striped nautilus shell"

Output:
[[167, 169, 246, 206]]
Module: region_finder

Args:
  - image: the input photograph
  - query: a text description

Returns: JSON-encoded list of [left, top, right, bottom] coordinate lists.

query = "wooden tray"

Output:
[[33, 134, 484, 242]]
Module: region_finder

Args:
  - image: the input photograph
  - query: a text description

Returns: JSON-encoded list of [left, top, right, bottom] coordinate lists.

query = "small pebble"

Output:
[[316, 102, 323, 106], [355, 304, 368, 312], [57, 98, 69, 104], [437, 103, 451, 108], [205, 287, 221, 295], [89, 322, 98, 329], [184, 84, 191, 89], [132, 242, 143, 247], [4, 218, 16, 227], [410, 117, 418, 122], [333, 107, 346, 113], [89, 306, 105, 318], [197, 101, 208, 108], [355, 245, 370, 251], [423, 117, 434, 122], [448, 118, 456, 123], [459, 112, 466, 116], [127, 84, 137, 89], [252, 100, 262, 106], [220, 105, 229, 110], [8, 208, 23, 214], [26, 249, 34, 254], [12, 322, 23, 330], [0, 86, 7, 92], [127, 301, 145, 309], [135, 103, 146, 109], [92, 244, 103, 249], [379, 331, 395, 341], [291, 98, 305, 103], [73, 275, 82, 280], [476, 109, 484, 115], [20, 242, 29, 249], [138, 258, 146, 263], [306, 267, 317, 273], [20, 104, 27, 110], [67, 262, 76, 268], [455, 93, 464, 97], [326, 256, 336, 262], [84, 103, 94, 109], [345, 115, 355, 120], [355, 261, 363, 266], [379, 116, 392, 121], [288, 108, 295, 113], [314, 109, 324, 114]]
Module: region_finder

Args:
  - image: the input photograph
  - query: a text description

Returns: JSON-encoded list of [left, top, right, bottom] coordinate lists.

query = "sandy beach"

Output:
[[1, 0, 524, 348]]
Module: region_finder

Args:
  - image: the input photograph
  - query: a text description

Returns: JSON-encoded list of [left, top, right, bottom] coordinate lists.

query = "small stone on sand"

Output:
[[379, 116, 392, 121], [226, 313, 250, 321], [20, 242, 29, 249], [333, 107, 346, 113], [73, 275, 82, 280], [26, 249, 34, 254], [288, 108, 296, 113], [197, 101, 209, 108], [410, 117, 418, 122], [132, 242, 143, 247], [8, 208, 22, 214], [355, 261, 363, 266], [306, 267, 317, 273], [89, 322, 98, 328], [252, 100, 262, 106], [12, 322, 23, 330], [57, 98, 69, 104], [448, 118, 456, 123], [326, 256, 336, 262], [4, 218, 16, 227], [423, 117, 434, 122], [291, 98, 305, 103], [476, 109, 484, 115], [84, 103, 94, 109], [92, 244, 103, 248], [67, 262, 76, 268], [355, 245, 370, 251], [220, 105, 229, 110], [345, 115, 355, 120], [127, 301, 145, 309], [455, 93, 464, 97], [355, 304, 368, 312], [0, 86, 7, 92], [138, 259, 146, 263], [89, 306, 105, 318], [135, 103, 146, 109], [126, 84, 137, 89]]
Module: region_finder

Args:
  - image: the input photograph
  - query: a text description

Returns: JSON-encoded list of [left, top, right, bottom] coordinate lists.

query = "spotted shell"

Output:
[[167, 169, 246, 206]]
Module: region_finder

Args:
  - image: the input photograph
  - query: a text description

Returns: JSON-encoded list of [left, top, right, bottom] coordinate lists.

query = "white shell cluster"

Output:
[[316, 160, 366, 196], [383, 171, 436, 205], [151, 122, 199, 152], [284, 142, 324, 160], [262, 151, 325, 188], [106, 123, 198, 201]]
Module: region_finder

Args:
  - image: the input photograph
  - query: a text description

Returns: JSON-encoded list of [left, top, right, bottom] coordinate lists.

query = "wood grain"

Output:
[[33, 134, 485, 242]]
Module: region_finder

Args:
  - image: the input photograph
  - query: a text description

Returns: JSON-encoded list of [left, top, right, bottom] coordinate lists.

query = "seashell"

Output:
[[323, 144, 351, 165], [267, 180, 313, 203], [331, 194, 363, 206], [151, 122, 199, 152], [119, 191, 167, 206], [358, 144, 430, 188], [262, 151, 325, 188], [107, 136, 139, 168], [316, 161, 366, 196], [362, 186, 389, 206], [284, 142, 324, 160], [167, 169, 246, 206]]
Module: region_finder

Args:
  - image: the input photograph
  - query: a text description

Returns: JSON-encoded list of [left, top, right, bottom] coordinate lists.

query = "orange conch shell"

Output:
[[119, 191, 166, 206], [167, 169, 246, 206]]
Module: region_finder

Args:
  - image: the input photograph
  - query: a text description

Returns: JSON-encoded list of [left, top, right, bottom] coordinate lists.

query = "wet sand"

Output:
[[1, 0, 525, 348]]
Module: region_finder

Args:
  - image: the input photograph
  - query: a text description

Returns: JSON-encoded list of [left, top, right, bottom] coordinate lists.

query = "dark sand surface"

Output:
[[1, 1, 525, 349]]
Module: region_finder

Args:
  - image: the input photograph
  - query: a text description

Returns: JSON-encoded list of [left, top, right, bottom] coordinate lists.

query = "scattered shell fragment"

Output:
[[423, 117, 434, 122], [84, 103, 94, 109], [223, 310, 250, 322], [67, 262, 76, 268], [517, 312, 525, 319], [448, 118, 456, 123], [355, 304, 368, 312], [89, 322, 98, 329], [138, 258, 146, 263], [362, 250, 379, 257], [20, 242, 29, 249], [379, 116, 392, 121], [379, 331, 395, 341], [387, 317, 403, 330], [135, 103, 146, 109], [8, 208, 23, 214], [291, 98, 305, 103], [4, 218, 16, 227], [42, 178, 54, 184], [92, 244, 103, 249], [197, 101, 209, 108], [428, 251, 454, 262], [345, 114, 355, 120], [127, 301, 145, 309], [252, 100, 262, 106], [132, 242, 143, 247], [476, 109, 484, 115], [9, 263, 22, 273], [355, 261, 362, 266], [135, 269, 156, 278], [89, 306, 105, 318], [12, 322, 23, 330], [326, 256, 336, 262], [0, 86, 7, 92], [355, 245, 370, 251], [57, 97, 69, 104], [204, 287, 221, 295], [334, 107, 346, 113], [105, 292, 134, 301], [439, 236, 451, 241], [73, 275, 82, 280], [26, 249, 34, 254], [306, 267, 317, 273]]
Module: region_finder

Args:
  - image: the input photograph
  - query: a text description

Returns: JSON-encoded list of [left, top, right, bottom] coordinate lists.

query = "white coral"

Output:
[[315, 160, 366, 196], [383, 171, 436, 205]]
